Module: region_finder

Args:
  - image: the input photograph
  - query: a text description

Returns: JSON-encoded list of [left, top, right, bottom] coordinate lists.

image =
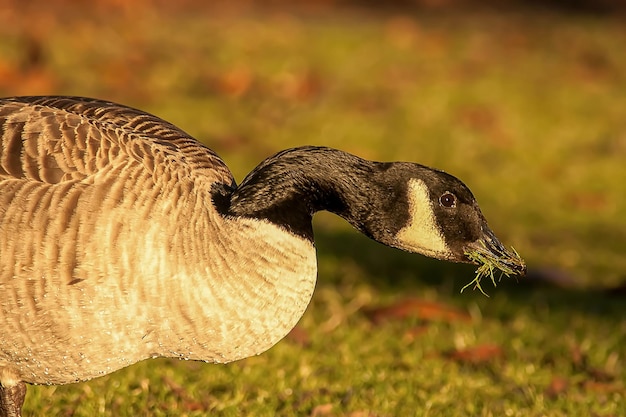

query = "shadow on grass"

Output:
[[313, 228, 626, 320]]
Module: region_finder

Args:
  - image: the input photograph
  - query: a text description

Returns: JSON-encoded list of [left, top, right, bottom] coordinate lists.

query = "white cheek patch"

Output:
[[396, 178, 452, 259]]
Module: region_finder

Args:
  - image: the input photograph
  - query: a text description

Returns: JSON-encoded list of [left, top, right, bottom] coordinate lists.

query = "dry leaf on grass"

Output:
[[545, 376, 569, 399], [364, 298, 471, 325], [444, 344, 504, 364]]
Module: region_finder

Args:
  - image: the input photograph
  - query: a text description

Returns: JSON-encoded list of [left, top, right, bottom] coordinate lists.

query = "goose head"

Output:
[[382, 165, 526, 276]]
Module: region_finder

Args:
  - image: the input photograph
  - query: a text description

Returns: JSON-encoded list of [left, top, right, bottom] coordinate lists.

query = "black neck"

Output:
[[221, 146, 410, 243]]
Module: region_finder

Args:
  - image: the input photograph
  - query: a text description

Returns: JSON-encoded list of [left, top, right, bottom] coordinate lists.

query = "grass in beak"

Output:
[[462, 245, 522, 297]]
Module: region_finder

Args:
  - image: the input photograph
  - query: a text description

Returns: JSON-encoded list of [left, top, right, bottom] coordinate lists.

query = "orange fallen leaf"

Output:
[[545, 376, 569, 399], [364, 298, 471, 325], [444, 344, 504, 364], [218, 67, 254, 98]]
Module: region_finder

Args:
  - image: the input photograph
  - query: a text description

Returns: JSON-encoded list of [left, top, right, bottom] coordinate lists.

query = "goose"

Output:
[[0, 96, 525, 417]]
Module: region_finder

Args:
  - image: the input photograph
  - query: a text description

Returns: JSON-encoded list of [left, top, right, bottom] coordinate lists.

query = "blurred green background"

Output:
[[1, 0, 624, 415]]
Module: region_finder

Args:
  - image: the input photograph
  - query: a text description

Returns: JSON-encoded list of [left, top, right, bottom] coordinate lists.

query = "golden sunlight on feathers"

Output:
[[0, 96, 524, 417]]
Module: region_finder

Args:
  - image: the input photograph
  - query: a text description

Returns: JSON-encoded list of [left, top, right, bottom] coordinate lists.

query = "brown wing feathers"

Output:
[[0, 96, 236, 288], [0, 96, 235, 187]]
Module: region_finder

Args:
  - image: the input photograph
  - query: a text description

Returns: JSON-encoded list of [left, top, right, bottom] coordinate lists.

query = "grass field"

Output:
[[1, 4, 625, 416]]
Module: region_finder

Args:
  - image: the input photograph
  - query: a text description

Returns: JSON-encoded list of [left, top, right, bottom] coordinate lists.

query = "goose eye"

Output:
[[439, 192, 456, 208]]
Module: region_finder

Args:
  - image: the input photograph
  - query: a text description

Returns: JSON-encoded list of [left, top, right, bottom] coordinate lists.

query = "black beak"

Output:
[[465, 225, 527, 277]]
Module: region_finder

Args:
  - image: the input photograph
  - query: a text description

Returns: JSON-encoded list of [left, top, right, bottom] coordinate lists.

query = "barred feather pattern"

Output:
[[0, 97, 317, 385]]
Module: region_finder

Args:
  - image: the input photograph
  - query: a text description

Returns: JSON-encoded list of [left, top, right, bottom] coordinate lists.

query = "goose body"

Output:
[[0, 96, 525, 416]]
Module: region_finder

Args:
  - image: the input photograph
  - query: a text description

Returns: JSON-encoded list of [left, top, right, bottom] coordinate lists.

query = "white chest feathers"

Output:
[[1, 216, 317, 385], [138, 217, 319, 365]]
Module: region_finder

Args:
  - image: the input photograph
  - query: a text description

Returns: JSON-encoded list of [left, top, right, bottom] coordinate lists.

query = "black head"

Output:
[[369, 163, 525, 275]]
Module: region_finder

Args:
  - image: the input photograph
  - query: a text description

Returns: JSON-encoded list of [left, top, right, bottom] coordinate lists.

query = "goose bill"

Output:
[[465, 226, 527, 276]]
